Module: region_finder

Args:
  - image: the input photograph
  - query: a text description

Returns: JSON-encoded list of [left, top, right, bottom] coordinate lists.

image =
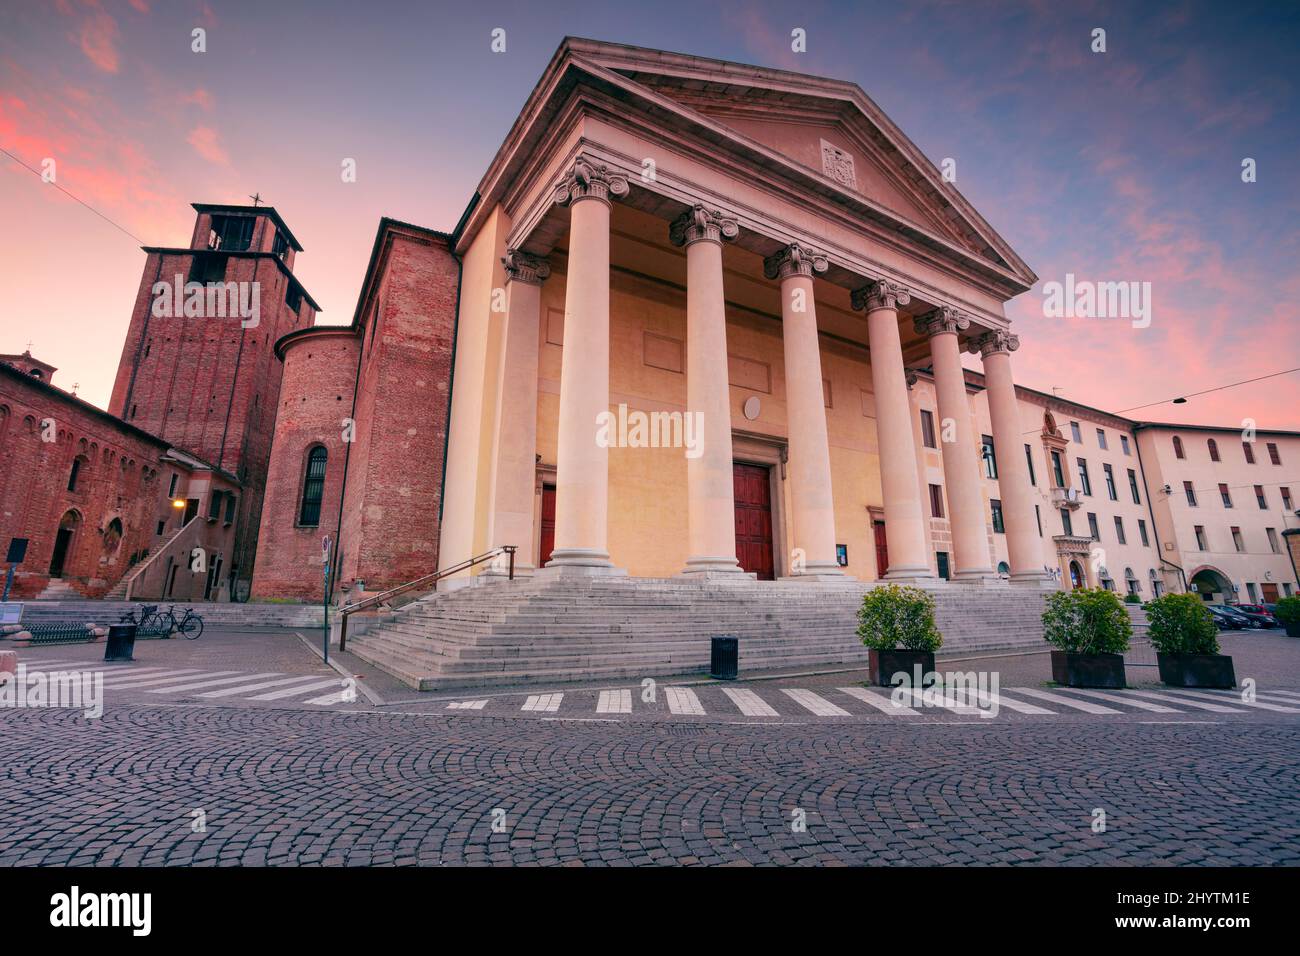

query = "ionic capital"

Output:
[[913, 305, 970, 338], [967, 329, 1021, 358], [763, 243, 829, 281], [553, 157, 630, 208], [669, 204, 740, 247], [850, 279, 912, 313], [501, 249, 551, 285]]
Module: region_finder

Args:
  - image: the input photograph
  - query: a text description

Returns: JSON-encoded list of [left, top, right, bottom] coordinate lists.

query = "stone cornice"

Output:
[[763, 243, 828, 281], [501, 249, 551, 285], [669, 204, 739, 248], [553, 156, 629, 207], [968, 329, 1020, 358], [913, 305, 970, 338], [850, 279, 912, 313]]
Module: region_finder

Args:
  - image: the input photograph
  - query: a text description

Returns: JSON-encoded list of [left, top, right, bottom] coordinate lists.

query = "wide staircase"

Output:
[[347, 575, 1051, 691]]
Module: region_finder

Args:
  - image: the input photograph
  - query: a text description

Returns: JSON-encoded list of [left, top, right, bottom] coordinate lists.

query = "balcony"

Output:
[[1051, 486, 1083, 510]]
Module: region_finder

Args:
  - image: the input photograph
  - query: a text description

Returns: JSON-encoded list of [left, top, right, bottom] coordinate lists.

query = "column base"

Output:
[[949, 568, 1000, 585], [544, 547, 614, 569], [883, 564, 938, 583], [676, 569, 757, 583], [780, 561, 851, 583], [480, 563, 535, 580], [534, 558, 627, 580], [1010, 569, 1056, 588], [680, 555, 744, 575]]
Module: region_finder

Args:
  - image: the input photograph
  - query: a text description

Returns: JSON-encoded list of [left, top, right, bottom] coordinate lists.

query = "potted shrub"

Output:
[[1147, 592, 1235, 688], [1123, 593, 1141, 604], [857, 584, 942, 687], [1275, 596, 1300, 638], [1042, 587, 1131, 688]]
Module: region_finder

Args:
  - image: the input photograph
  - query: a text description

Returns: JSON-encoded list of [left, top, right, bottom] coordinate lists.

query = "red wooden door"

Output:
[[539, 485, 556, 568], [733, 463, 774, 580], [1262, 582, 1279, 603], [873, 520, 889, 578]]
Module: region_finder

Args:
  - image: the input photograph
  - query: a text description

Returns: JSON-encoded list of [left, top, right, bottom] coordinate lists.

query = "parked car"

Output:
[[1227, 603, 1280, 628], [1210, 604, 1266, 629], [1207, 606, 1249, 630]]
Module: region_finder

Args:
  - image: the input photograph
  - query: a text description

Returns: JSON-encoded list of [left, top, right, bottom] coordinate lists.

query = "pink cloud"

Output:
[[186, 125, 229, 165], [128, 0, 150, 12], [74, 7, 120, 74], [181, 88, 214, 110]]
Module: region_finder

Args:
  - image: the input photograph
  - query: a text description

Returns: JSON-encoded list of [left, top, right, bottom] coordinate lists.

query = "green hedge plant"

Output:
[[1041, 587, 1132, 655], [1145, 592, 1220, 655], [857, 584, 942, 652], [1274, 596, 1300, 626]]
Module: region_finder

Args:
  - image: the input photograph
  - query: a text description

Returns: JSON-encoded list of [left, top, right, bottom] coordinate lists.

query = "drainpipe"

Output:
[[1134, 428, 1187, 592]]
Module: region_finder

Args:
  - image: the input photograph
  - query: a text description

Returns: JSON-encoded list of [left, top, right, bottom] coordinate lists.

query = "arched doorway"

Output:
[[1069, 560, 1085, 590], [49, 510, 81, 577], [1189, 566, 1233, 602]]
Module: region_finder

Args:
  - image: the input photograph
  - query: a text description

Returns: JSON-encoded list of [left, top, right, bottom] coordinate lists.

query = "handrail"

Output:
[[337, 545, 515, 652]]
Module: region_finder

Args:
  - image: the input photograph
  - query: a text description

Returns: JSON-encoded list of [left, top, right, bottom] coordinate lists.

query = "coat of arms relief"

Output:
[[820, 139, 858, 191]]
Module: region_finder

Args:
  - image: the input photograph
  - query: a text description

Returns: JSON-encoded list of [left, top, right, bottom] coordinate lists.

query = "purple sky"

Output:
[[2, 0, 1297, 427]]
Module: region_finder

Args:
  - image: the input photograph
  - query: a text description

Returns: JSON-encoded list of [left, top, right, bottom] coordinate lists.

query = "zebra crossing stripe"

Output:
[[1005, 687, 1123, 715], [837, 686, 919, 715], [1125, 690, 1246, 713], [248, 678, 346, 701], [148, 672, 283, 694], [303, 690, 354, 706], [665, 686, 705, 715], [956, 688, 1054, 715], [781, 688, 850, 717], [521, 693, 563, 713], [446, 699, 489, 710], [1256, 688, 1300, 701], [1158, 688, 1300, 714], [721, 687, 779, 717], [1059, 688, 1184, 712], [890, 685, 984, 715], [1196, 687, 1300, 706], [596, 689, 632, 714], [106, 669, 230, 687], [194, 675, 326, 698]]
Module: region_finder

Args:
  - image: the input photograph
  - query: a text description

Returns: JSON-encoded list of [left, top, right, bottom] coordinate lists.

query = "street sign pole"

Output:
[[321, 535, 332, 665]]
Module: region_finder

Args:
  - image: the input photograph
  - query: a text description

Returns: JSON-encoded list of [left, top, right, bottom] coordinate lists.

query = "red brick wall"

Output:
[[0, 366, 174, 598], [250, 329, 360, 601]]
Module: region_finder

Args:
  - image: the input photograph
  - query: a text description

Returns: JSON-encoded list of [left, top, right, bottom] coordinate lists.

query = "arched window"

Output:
[[1207, 438, 1220, 462], [1173, 435, 1185, 459], [996, 561, 1010, 577], [68, 455, 87, 492], [298, 446, 327, 526]]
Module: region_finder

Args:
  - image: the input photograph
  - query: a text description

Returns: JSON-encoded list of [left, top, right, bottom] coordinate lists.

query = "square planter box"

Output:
[[1157, 653, 1236, 689], [868, 649, 936, 687], [1051, 650, 1126, 688], [1284, 621, 1300, 638]]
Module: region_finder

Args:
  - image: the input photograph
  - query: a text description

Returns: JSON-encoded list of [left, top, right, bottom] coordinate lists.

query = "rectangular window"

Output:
[[1209, 440, 1221, 462], [1174, 437, 1185, 459], [1120, 435, 1131, 456], [67, 457, 81, 492], [928, 483, 945, 519], [1283, 487, 1294, 510], [990, 499, 1005, 534], [1051, 450, 1065, 488], [1103, 463, 1117, 500], [981, 435, 998, 479], [1024, 444, 1036, 486], [188, 252, 228, 284], [1061, 508, 1074, 537], [1219, 483, 1233, 508], [1195, 525, 1207, 550], [1267, 442, 1282, 465], [1255, 485, 1267, 509], [1138, 518, 1149, 547], [272, 230, 289, 260], [1096, 428, 1108, 449], [1070, 421, 1082, 443], [1184, 481, 1197, 506], [1243, 442, 1255, 464], [920, 410, 936, 449], [1127, 468, 1141, 505], [207, 491, 222, 520], [1267, 527, 1280, 553], [936, 552, 950, 580], [207, 214, 254, 252], [1087, 512, 1100, 541], [168, 473, 179, 497], [285, 282, 303, 314], [1114, 516, 1126, 545], [1076, 458, 1092, 496], [156, 520, 166, 536], [223, 494, 237, 524], [1247, 582, 1259, 602], [1035, 504, 1043, 537], [1231, 527, 1244, 552]]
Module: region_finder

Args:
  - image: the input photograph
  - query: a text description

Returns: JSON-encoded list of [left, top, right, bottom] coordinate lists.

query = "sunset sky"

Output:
[[2, 0, 1297, 428]]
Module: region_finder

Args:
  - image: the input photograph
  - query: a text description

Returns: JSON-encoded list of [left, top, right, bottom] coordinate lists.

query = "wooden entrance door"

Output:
[[733, 463, 774, 580], [873, 520, 889, 578], [1262, 582, 1280, 603], [539, 485, 556, 568]]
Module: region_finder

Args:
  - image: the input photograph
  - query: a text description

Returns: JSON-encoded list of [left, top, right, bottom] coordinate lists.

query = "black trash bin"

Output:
[[710, 634, 738, 680], [105, 624, 137, 662]]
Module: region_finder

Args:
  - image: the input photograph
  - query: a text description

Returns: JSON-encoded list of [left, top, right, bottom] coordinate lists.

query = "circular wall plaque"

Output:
[[742, 396, 761, 421]]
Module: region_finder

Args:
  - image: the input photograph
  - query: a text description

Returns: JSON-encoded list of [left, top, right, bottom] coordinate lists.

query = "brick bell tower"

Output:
[[109, 201, 320, 598]]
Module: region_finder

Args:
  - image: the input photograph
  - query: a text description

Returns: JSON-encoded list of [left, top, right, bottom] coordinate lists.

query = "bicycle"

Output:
[[166, 605, 205, 640], [118, 604, 165, 633]]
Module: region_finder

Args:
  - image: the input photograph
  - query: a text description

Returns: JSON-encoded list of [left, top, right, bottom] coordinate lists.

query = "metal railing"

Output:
[[337, 546, 516, 652]]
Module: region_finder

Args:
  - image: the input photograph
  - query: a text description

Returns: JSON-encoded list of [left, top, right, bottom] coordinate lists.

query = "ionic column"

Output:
[[671, 206, 742, 575], [763, 244, 842, 577], [852, 280, 933, 580], [915, 307, 995, 581], [546, 158, 628, 570], [485, 250, 549, 576], [970, 330, 1051, 586]]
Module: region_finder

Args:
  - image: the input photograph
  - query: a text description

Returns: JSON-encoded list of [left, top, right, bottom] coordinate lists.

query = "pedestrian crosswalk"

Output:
[[425, 681, 1300, 723], [9, 658, 354, 707]]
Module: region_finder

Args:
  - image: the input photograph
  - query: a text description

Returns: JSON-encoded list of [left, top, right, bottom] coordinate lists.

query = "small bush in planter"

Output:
[[1123, 592, 1141, 604], [857, 584, 941, 686], [1145, 592, 1220, 656], [1275, 596, 1300, 636], [1042, 587, 1131, 687]]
